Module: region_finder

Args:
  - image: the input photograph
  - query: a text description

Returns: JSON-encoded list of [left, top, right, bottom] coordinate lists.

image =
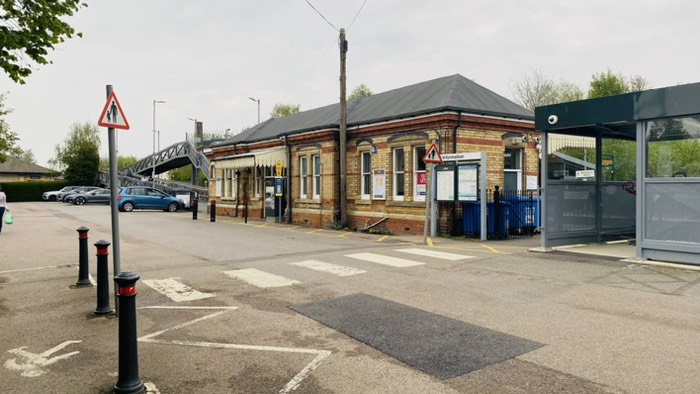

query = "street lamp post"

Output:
[[248, 97, 260, 124], [152, 100, 166, 187]]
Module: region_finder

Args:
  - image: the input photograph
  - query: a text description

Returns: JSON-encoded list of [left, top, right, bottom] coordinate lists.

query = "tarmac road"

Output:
[[2, 202, 700, 393]]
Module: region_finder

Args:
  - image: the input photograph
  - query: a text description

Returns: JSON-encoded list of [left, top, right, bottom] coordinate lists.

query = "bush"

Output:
[[0, 181, 71, 202]]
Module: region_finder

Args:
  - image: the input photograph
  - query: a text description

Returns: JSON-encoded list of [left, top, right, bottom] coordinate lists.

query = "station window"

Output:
[[312, 155, 321, 199], [393, 148, 405, 201], [413, 146, 426, 201], [300, 156, 308, 199], [361, 151, 371, 200]]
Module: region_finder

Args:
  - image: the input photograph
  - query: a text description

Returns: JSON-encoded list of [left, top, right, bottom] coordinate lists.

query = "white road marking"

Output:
[[396, 248, 475, 261], [139, 306, 330, 393], [346, 252, 425, 267], [142, 278, 215, 302], [223, 268, 300, 288], [291, 260, 366, 276], [0, 264, 72, 274], [4, 340, 81, 377], [145, 381, 161, 393]]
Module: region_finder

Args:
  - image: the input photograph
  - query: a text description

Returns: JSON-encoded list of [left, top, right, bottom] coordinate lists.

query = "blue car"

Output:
[[116, 186, 184, 212]]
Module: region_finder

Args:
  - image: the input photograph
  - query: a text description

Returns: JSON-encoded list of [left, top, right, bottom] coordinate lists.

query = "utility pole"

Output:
[[339, 28, 348, 227]]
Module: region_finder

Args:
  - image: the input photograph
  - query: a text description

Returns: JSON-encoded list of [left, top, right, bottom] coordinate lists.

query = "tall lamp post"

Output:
[[248, 97, 260, 124], [152, 100, 166, 187]]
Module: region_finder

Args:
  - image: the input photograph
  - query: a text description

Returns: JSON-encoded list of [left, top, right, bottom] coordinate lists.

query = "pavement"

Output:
[[3, 202, 700, 393]]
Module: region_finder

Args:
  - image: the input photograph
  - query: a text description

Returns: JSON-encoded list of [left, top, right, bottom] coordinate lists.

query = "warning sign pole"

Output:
[[104, 84, 122, 315]]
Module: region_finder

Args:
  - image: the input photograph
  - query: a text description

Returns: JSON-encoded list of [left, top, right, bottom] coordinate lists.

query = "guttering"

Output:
[[283, 134, 292, 223]]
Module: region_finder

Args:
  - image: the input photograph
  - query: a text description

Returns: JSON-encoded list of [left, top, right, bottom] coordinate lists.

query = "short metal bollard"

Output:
[[210, 200, 216, 222], [76, 226, 91, 287], [94, 240, 113, 315], [113, 271, 145, 394], [192, 198, 198, 220]]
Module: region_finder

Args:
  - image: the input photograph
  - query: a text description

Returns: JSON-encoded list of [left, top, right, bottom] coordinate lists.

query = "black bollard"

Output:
[[210, 200, 216, 222], [76, 226, 91, 287], [192, 198, 198, 220], [94, 240, 113, 315], [114, 271, 145, 394]]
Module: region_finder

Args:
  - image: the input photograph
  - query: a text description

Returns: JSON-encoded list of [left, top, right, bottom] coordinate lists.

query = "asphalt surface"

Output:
[[2, 202, 700, 393]]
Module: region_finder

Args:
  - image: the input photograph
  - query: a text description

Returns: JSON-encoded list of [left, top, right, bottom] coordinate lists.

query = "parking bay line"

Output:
[[138, 306, 330, 393]]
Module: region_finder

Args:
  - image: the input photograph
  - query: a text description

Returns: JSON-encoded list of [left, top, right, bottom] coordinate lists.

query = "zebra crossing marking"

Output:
[[291, 260, 366, 276], [223, 268, 300, 288], [396, 248, 475, 261], [346, 252, 425, 267], [142, 278, 215, 302]]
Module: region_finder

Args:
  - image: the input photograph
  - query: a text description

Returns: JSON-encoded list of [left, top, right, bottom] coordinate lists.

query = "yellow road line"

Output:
[[426, 237, 433, 247], [480, 244, 500, 254], [377, 236, 389, 242], [337, 232, 352, 238], [306, 229, 323, 234]]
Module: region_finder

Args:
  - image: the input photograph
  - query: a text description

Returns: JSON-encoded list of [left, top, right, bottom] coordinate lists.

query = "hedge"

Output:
[[0, 181, 72, 202]]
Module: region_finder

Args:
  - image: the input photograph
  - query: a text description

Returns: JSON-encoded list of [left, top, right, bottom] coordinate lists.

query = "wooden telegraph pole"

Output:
[[339, 28, 348, 227]]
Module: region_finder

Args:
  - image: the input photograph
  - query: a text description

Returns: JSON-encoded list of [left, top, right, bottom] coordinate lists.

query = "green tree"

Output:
[[588, 69, 628, 98], [271, 103, 301, 118], [0, 93, 19, 163], [15, 148, 36, 163], [51, 122, 100, 185], [0, 1, 87, 84], [99, 155, 139, 172], [348, 83, 372, 100]]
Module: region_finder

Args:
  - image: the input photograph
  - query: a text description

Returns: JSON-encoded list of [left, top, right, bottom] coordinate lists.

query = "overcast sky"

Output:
[[2, 0, 698, 167]]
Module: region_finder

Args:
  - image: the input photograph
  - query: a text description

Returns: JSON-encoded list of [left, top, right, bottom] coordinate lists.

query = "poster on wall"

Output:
[[416, 171, 427, 197], [372, 169, 386, 200], [457, 164, 478, 201], [436, 165, 455, 201]]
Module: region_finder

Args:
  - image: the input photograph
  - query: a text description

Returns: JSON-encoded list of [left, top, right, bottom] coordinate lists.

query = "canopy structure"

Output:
[[536, 82, 700, 265]]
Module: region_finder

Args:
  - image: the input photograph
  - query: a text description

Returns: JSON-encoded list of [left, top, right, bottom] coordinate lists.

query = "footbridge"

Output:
[[99, 140, 209, 198]]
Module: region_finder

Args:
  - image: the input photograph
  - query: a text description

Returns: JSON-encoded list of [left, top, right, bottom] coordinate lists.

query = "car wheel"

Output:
[[123, 202, 134, 212], [167, 202, 179, 212], [49, 195, 57, 201], [75, 197, 86, 205]]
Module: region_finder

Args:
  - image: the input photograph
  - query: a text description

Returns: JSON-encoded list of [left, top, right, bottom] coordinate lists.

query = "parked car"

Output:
[[43, 186, 80, 201], [116, 186, 184, 212], [70, 188, 112, 205], [59, 186, 101, 202]]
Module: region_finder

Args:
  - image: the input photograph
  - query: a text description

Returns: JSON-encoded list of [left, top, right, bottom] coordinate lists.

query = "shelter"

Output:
[[536, 82, 700, 265]]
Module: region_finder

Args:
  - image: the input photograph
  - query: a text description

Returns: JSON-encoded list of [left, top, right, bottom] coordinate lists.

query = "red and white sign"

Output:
[[98, 91, 130, 130], [422, 143, 442, 163]]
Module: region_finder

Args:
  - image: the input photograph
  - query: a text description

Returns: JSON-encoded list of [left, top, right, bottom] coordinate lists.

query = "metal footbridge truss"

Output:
[[99, 140, 209, 197]]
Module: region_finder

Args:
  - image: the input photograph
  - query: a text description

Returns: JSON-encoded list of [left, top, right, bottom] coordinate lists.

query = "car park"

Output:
[[70, 188, 112, 205], [42, 186, 80, 201], [58, 186, 101, 202], [116, 186, 184, 212]]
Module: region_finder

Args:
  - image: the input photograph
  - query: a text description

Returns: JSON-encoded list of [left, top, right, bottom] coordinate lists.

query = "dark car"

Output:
[[71, 188, 112, 205], [116, 186, 184, 212], [59, 186, 101, 202]]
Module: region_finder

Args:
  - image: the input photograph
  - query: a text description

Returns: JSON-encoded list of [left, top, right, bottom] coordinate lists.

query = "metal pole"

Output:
[[114, 271, 144, 394], [106, 85, 122, 314], [152, 100, 166, 188], [76, 227, 91, 287]]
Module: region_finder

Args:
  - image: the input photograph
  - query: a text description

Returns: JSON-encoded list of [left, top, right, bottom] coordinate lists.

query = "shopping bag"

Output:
[[4, 211, 13, 225]]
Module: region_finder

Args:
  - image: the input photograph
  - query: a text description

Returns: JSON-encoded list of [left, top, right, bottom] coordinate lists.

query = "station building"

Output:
[[205, 74, 537, 236]]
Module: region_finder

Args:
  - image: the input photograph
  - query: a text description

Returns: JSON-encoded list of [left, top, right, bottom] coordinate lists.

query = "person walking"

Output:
[[0, 185, 7, 233]]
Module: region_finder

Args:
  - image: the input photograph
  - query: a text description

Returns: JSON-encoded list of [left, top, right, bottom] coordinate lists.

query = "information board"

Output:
[[435, 165, 455, 201], [457, 164, 478, 201], [372, 169, 386, 200]]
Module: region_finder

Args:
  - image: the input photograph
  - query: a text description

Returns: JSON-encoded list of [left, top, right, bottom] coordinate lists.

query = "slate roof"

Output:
[[215, 74, 533, 147], [0, 156, 52, 174]]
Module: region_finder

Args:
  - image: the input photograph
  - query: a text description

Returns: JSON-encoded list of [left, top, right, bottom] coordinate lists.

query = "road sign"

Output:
[[98, 91, 130, 130], [422, 143, 442, 163]]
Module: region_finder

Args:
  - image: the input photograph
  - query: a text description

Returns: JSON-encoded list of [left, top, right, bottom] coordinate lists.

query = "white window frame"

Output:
[[413, 146, 426, 202], [393, 148, 405, 201], [504, 148, 523, 192], [312, 155, 321, 200], [300, 156, 308, 199], [361, 151, 371, 200]]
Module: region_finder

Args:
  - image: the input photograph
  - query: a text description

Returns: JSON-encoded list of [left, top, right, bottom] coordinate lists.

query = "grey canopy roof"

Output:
[[215, 74, 533, 147]]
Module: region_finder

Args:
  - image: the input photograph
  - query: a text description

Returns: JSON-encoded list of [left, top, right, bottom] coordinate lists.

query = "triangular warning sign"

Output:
[[98, 91, 130, 130], [422, 143, 442, 163]]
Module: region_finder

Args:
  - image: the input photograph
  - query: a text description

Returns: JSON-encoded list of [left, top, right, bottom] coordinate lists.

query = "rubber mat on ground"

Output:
[[291, 293, 544, 379]]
